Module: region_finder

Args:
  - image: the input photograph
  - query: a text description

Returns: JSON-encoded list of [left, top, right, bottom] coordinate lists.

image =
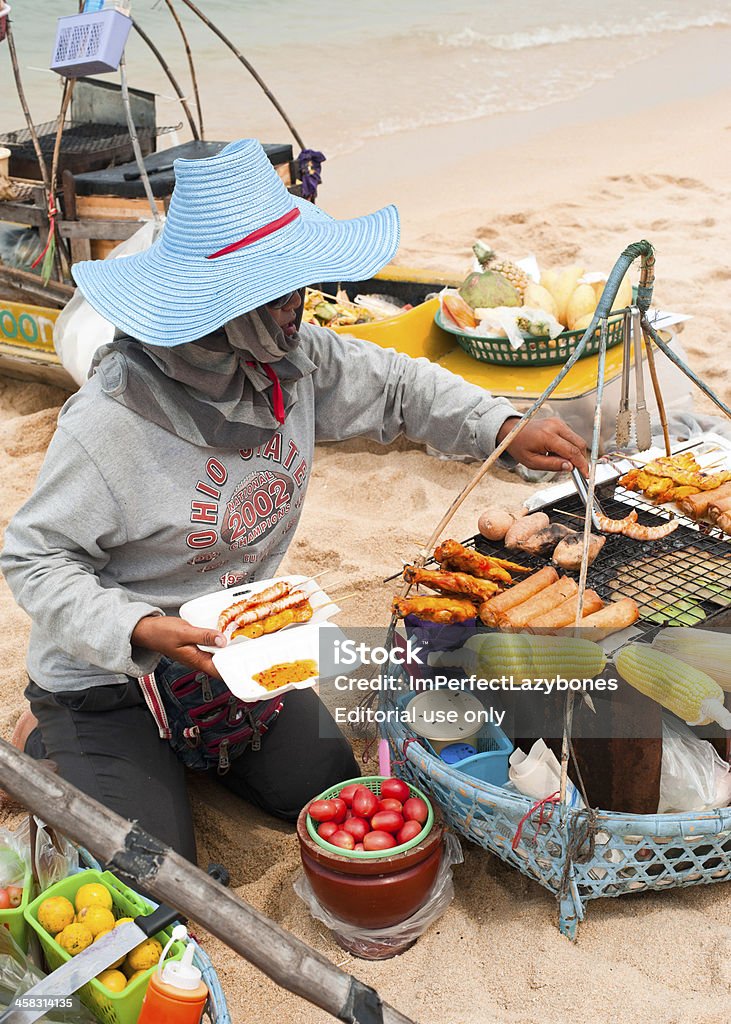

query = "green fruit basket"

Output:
[[25, 868, 185, 1024], [435, 307, 625, 366], [0, 866, 33, 952], [306, 775, 434, 860]]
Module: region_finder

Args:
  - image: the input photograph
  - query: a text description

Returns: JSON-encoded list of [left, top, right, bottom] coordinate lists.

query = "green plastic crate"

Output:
[[0, 866, 33, 952], [25, 869, 185, 1024]]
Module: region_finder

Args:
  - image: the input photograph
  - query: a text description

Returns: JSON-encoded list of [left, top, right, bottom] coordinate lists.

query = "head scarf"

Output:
[[91, 306, 316, 449]]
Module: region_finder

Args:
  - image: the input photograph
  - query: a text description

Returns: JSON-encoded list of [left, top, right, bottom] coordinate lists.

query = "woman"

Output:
[[1, 139, 587, 861]]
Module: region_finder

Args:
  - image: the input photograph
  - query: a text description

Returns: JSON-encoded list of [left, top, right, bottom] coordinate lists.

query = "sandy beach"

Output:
[[1, 23, 731, 1024]]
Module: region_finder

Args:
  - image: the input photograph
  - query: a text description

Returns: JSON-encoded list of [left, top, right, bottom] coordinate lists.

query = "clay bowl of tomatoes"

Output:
[[297, 776, 444, 930]]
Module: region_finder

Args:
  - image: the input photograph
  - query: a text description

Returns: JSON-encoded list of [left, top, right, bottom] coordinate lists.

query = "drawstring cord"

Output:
[[246, 360, 285, 425]]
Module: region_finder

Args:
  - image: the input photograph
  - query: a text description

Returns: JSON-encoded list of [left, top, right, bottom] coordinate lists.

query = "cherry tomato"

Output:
[[318, 821, 338, 840], [378, 798, 403, 814], [6, 887, 22, 909], [363, 831, 397, 852], [352, 786, 379, 819], [338, 784, 360, 807], [353, 843, 365, 851], [328, 830, 356, 851], [342, 817, 370, 842], [308, 799, 337, 823], [330, 798, 347, 824], [0, 891, 10, 910], [380, 778, 410, 803], [403, 797, 429, 824], [396, 820, 423, 845], [370, 810, 404, 834]]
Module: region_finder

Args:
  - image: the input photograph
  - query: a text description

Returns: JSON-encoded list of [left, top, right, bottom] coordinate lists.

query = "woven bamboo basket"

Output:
[[379, 679, 731, 939]]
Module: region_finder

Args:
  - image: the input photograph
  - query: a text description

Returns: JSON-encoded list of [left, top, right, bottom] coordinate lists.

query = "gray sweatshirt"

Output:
[[1, 323, 517, 691]]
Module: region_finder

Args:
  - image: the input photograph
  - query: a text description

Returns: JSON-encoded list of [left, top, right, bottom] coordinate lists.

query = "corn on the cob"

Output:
[[464, 633, 606, 682], [651, 627, 731, 691], [615, 644, 731, 728]]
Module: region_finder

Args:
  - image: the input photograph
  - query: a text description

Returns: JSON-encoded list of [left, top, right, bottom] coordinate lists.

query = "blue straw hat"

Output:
[[71, 138, 400, 346]]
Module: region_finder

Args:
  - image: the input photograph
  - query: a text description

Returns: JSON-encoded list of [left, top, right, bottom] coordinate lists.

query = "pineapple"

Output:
[[473, 242, 529, 298]]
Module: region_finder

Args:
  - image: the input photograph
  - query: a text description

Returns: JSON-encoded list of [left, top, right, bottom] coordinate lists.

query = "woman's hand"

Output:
[[496, 416, 589, 475], [132, 615, 227, 679]]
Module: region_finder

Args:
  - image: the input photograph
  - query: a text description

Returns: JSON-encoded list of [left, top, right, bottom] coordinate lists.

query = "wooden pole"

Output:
[[177, 0, 306, 151], [4, 17, 51, 193], [131, 19, 201, 141], [0, 742, 416, 1024], [164, 0, 205, 140]]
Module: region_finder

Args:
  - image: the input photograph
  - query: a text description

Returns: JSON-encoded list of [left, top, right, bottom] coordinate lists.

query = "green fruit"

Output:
[[458, 271, 520, 310]]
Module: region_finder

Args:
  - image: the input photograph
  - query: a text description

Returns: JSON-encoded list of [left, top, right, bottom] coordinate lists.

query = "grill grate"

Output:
[[0, 121, 176, 158], [405, 484, 730, 641]]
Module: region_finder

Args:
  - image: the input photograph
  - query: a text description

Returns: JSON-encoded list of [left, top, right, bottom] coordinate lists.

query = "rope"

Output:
[[391, 737, 420, 767], [511, 791, 560, 851]]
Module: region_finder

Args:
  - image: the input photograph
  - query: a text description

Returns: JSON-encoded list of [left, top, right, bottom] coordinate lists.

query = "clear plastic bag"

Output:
[[0, 820, 31, 888], [53, 219, 162, 386], [658, 714, 731, 813], [0, 927, 97, 1022], [294, 832, 463, 959], [34, 819, 79, 893]]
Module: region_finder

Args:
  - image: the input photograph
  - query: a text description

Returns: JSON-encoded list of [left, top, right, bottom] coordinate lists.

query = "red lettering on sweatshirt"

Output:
[[186, 530, 218, 549], [206, 458, 227, 485], [191, 501, 218, 524], [196, 481, 221, 500]]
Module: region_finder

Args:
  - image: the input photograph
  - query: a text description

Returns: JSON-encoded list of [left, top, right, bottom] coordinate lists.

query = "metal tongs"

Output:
[[615, 307, 633, 446], [631, 305, 652, 451], [570, 467, 604, 531]]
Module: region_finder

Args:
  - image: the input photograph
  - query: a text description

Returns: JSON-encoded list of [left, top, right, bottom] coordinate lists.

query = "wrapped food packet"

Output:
[[0, 927, 97, 1022], [0, 821, 31, 889], [473, 306, 564, 349], [33, 819, 79, 894]]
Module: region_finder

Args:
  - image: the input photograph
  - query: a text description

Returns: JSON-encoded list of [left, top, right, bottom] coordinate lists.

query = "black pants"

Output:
[[25, 679, 358, 864]]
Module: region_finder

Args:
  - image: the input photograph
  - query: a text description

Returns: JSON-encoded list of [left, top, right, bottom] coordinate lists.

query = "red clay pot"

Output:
[[297, 809, 444, 930]]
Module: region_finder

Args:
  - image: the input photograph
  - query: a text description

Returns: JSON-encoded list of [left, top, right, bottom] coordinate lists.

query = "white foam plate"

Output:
[[179, 574, 340, 652], [212, 622, 336, 701]]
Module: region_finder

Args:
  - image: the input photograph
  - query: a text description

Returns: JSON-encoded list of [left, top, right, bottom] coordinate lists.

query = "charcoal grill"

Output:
[[379, 240, 731, 938], [0, 121, 178, 179]]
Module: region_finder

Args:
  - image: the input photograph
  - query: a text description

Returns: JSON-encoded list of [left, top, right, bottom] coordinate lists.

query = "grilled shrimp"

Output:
[[621, 519, 679, 540], [595, 510, 638, 534]]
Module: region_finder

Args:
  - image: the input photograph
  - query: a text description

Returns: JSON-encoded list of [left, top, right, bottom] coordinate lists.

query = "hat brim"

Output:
[[71, 196, 400, 346]]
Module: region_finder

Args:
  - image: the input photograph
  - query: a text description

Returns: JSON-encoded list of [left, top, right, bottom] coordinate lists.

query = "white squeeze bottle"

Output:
[[509, 739, 584, 808], [137, 935, 209, 1024]]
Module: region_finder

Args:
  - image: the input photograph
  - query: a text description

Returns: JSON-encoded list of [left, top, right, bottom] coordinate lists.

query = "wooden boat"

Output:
[[0, 262, 691, 447]]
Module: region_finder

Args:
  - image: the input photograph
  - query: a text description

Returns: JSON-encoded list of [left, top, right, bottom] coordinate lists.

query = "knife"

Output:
[[631, 306, 652, 451], [0, 904, 180, 1023]]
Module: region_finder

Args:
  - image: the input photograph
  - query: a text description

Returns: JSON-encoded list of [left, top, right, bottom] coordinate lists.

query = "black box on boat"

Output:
[[72, 141, 295, 199]]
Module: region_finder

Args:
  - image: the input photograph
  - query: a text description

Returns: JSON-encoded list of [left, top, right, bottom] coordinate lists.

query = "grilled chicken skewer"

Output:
[[391, 595, 479, 624], [403, 565, 500, 600], [434, 539, 529, 583]]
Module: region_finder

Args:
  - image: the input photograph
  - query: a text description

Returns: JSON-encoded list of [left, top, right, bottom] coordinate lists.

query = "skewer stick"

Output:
[[131, 19, 200, 141], [642, 331, 671, 456]]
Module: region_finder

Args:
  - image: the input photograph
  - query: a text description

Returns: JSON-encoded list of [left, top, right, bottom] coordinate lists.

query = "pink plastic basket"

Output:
[[50, 9, 132, 77]]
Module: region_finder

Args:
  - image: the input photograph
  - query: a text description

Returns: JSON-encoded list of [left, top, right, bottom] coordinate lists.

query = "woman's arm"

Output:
[[300, 325, 588, 473]]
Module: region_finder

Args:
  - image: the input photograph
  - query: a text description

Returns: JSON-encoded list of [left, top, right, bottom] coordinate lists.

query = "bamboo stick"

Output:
[[4, 17, 51, 193], [177, 0, 306, 151], [119, 56, 162, 224], [131, 19, 200, 141], [0, 742, 416, 1024], [164, 0, 205, 139]]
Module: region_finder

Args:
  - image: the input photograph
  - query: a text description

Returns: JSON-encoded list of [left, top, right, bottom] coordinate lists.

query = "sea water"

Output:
[[1, 0, 730, 156]]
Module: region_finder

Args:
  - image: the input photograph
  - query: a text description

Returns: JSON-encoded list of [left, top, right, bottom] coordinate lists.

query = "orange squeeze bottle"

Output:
[[137, 938, 208, 1024]]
